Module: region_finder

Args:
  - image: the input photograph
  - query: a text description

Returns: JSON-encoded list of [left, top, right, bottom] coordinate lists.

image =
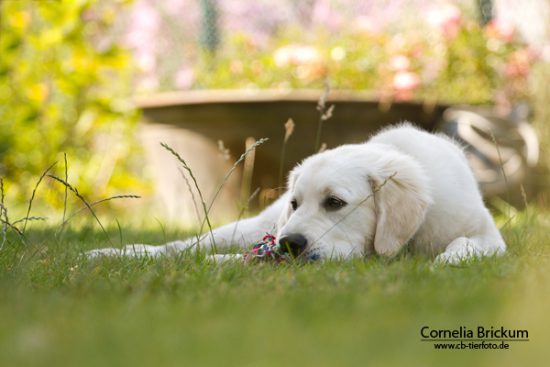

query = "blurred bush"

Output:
[[0, 0, 143, 210], [195, 8, 534, 105], [126, 1, 536, 107], [1, 0, 546, 212]]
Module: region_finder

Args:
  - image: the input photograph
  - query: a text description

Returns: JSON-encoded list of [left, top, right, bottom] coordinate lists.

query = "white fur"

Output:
[[87, 124, 506, 264]]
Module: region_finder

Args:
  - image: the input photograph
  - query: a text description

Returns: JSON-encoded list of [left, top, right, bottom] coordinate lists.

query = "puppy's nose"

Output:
[[278, 233, 308, 256]]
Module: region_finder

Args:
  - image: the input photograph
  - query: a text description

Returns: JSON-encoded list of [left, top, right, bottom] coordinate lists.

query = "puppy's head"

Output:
[[276, 144, 431, 260]]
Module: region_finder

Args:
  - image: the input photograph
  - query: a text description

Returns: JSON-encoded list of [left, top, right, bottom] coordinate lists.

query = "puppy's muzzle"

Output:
[[278, 233, 308, 256]]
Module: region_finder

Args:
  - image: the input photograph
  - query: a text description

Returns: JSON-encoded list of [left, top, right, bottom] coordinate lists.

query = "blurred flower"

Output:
[[311, 0, 342, 32], [135, 52, 156, 72], [296, 63, 327, 81], [221, 0, 292, 46], [352, 16, 380, 34], [427, 4, 462, 39], [137, 75, 159, 92], [393, 71, 420, 90], [164, 0, 186, 13], [388, 34, 407, 54], [541, 42, 550, 61], [251, 60, 263, 75], [175, 66, 195, 89], [126, 1, 160, 48], [274, 44, 327, 81], [284, 118, 295, 143], [230, 60, 244, 74], [330, 47, 346, 62], [217, 140, 231, 161], [10, 10, 30, 31], [125, 0, 160, 78], [422, 60, 443, 83], [115, 0, 537, 103], [389, 54, 411, 71], [393, 71, 420, 100], [504, 49, 532, 79], [27, 83, 49, 103], [485, 18, 515, 42], [274, 44, 321, 67]]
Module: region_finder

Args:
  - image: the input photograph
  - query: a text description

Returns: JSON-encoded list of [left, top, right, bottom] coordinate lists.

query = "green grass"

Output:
[[1, 209, 549, 367]]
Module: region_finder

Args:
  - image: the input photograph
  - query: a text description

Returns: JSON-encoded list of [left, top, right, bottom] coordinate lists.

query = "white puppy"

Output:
[[88, 124, 506, 264]]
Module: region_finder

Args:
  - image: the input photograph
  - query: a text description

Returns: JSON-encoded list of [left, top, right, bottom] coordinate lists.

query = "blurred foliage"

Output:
[[530, 63, 550, 204], [194, 16, 535, 105], [0, 0, 143, 210]]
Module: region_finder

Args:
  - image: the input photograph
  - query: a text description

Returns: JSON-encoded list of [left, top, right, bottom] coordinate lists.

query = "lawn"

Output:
[[0, 208, 549, 367]]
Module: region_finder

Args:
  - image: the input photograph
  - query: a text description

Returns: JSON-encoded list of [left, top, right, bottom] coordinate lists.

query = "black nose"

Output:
[[278, 234, 308, 256]]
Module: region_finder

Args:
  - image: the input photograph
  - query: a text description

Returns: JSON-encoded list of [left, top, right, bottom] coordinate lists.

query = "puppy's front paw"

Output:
[[434, 237, 476, 265], [206, 254, 243, 263], [434, 250, 469, 265], [85, 247, 122, 258], [85, 244, 158, 259]]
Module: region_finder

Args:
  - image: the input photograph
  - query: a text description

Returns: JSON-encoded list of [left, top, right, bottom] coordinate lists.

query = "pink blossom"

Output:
[[330, 47, 346, 62], [393, 71, 420, 90], [311, 0, 342, 32], [274, 45, 321, 67], [504, 49, 532, 78], [427, 4, 462, 39], [541, 42, 550, 62], [230, 60, 244, 74], [353, 16, 380, 34], [389, 55, 411, 71], [138, 75, 159, 92], [163, 0, 186, 13], [220, 0, 292, 46], [135, 51, 156, 72], [175, 66, 195, 89], [485, 19, 515, 42], [393, 71, 420, 101], [125, 1, 160, 48]]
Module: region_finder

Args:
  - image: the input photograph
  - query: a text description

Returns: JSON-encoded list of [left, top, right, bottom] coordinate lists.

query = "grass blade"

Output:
[[12, 216, 47, 226], [59, 194, 141, 231], [22, 161, 57, 233], [178, 167, 202, 228], [48, 175, 112, 245], [201, 138, 268, 239], [62, 153, 68, 225], [160, 142, 216, 247], [0, 178, 7, 250], [314, 81, 334, 153], [279, 118, 295, 189]]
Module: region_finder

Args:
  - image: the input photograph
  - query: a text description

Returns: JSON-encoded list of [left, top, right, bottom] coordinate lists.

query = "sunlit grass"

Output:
[[0, 208, 549, 367]]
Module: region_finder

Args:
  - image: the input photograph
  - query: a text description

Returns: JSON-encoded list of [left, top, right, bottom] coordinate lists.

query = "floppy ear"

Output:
[[369, 154, 432, 257], [276, 165, 302, 230]]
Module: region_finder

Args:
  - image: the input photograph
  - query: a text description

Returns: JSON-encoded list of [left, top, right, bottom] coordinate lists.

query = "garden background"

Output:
[[1, 1, 550, 366]]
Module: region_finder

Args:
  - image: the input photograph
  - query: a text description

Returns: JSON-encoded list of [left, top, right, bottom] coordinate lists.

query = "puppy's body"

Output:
[[89, 124, 505, 263], [370, 126, 505, 261]]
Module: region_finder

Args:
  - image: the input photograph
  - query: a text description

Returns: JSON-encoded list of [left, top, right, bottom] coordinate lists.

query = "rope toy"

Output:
[[243, 234, 290, 263]]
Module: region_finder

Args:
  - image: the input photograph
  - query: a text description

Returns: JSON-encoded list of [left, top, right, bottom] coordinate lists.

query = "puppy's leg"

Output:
[[435, 230, 506, 264], [86, 193, 288, 258]]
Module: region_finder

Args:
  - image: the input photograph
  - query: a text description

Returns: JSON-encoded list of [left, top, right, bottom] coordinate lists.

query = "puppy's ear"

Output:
[[369, 155, 432, 257], [276, 165, 302, 230]]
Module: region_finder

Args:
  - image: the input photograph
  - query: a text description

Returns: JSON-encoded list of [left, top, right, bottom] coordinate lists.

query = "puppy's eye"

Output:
[[290, 199, 298, 211], [323, 196, 347, 211]]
